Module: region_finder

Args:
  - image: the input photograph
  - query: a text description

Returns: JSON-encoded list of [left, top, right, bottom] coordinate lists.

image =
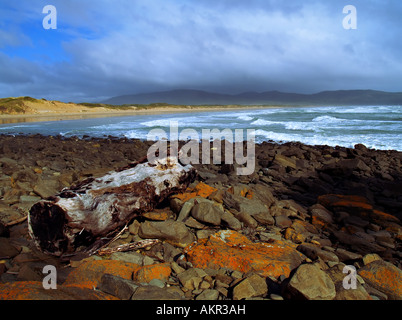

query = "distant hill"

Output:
[[102, 89, 402, 106]]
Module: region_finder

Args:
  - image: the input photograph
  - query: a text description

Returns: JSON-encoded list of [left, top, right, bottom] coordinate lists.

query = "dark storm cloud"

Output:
[[0, 0, 401, 102]]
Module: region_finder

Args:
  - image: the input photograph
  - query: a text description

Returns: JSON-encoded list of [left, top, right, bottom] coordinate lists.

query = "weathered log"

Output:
[[28, 157, 197, 256]]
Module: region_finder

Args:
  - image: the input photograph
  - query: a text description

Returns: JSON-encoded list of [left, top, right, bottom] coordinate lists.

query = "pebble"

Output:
[[195, 289, 219, 300], [149, 278, 166, 288]]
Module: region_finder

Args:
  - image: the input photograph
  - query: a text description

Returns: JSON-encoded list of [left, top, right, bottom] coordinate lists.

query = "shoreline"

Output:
[[0, 134, 401, 300], [0, 105, 285, 125]]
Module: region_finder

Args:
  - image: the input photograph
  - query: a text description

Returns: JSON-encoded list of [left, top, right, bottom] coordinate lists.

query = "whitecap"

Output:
[[254, 129, 301, 142], [140, 119, 179, 127], [123, 130, 148, 139], [312, 115, 343, 123], [237, 115, 253, 121], [284, 122, 312, 131], [251, 119, 281, 126]]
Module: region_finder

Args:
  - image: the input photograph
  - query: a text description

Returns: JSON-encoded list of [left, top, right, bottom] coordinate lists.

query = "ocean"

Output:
[[1, 105, 401, 151]]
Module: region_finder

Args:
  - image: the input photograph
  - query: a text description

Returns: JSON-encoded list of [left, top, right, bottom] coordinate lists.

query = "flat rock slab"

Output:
[[63, 260, 141, 289], [0, 281, 117, 300], [184, 230, 305, 279]]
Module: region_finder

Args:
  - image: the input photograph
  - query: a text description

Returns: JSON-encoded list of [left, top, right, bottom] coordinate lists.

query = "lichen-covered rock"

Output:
[[358, 260, 402, 300], [0, 281, 117, 300], [172, 182, 217, 203], [326, 264, 372, 300], [184, 230, 305, 279], [63, 260, 141, 289], [317, 194, 400, 227], [133, 263, 171, 283]]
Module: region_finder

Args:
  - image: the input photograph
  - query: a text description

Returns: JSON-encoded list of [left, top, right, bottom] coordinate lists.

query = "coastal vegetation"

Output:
[[0, 96, 283, 116]]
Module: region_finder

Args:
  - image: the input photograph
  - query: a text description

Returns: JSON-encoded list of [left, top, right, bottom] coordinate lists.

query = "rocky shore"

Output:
[[0, 134, 401, 300]]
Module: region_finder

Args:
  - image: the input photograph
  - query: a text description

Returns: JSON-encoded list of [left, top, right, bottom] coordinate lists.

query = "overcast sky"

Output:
[[0, 0, 401, 102]]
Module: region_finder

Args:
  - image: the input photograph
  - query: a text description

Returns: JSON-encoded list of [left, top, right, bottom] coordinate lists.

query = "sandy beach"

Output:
[[0, 98, 282, 125]]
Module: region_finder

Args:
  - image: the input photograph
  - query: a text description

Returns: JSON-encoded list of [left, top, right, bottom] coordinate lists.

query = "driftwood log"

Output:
[[28, 157, 197, 256]]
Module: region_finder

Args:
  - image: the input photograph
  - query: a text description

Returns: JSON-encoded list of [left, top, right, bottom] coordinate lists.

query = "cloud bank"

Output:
[[0, 0, 401, 102]]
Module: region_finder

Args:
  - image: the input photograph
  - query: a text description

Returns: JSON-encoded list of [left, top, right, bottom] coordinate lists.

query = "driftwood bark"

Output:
[[28, 157, 197, 256]]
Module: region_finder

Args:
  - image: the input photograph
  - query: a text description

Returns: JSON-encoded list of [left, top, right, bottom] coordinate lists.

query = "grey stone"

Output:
[[169, 198, 183, 214], [191, 201, 222, 226], [252, 211, 275, 226], [274, 215, 292, 229], [139, 219, 195, 248], [333, 231, 386, 254], [0, 237, 20, 258], [33, 178, 59, 199], [326, 264, 371, 300], [0, 157, 19, 176], [196, 289, 220, 300], [177, 200, 195, 222], [274, 199, 308, 218], [233, 273, 268, 300], [297, 243, 339, 263], [196, 229, 216, 240], [310, 204, 333, 224], [149, 278, 166, 288], [171, 261, 185, 275], [235, 211, 258, 228], [110, 251, 144, 265], [128, 220, 140, 235], [237, 197, 270, 217], [343, 215, 369, 228], [131, 286, 182, 300], [287, 264, 336, 300], [221, 210, 242, 230], [98, 274, 139, 300], [16, 264, 43, 281], [177, 268, 207, 291], [249, 184, 276, 208], [335, 248, 362, 262], [184, 216, 207, 229], [19, 195, 41, 203]]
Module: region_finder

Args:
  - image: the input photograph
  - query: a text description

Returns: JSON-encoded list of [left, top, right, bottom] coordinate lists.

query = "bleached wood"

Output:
[[28, 157, 196, 256]]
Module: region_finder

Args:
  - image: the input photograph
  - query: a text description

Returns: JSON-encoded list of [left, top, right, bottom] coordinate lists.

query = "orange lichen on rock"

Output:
[[142, 209, 172, 221], [63, 260, 141, 289], [311, 215, 326, 229], [184, 230, 305, 279], [318, 194, 373, 211], [0, 281, 117, 300], [371, 209, 400, 224], [358, 260, 402, 300], [318, 194, 368, 207], [133, 263, 171, 283], [172, 182, 217, 202], [318, 194, 400, 225], [227, 185, 254, 199]]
